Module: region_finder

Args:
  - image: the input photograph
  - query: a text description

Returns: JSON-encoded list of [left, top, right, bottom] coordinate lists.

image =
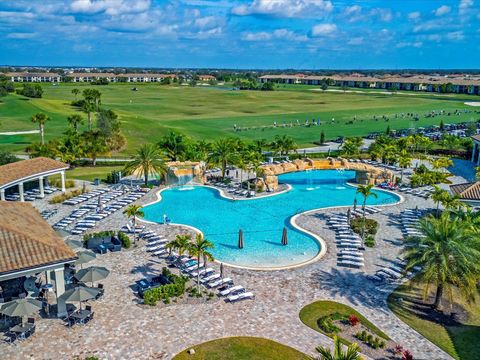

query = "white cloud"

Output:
[[343, 5, 362, 22], [408, 11, 421, 21], [396, 41, 423, 48], [232, 0, 333, 18], [6, 32, 36, 39], [370, 8, 393, 22], [311, 23, 337, 36], [446, 31, 464, 40], [241, 28, 307, 41], [70, 0, 151, 15], [434, 5, 451, 16], [347, 37, 363, 45]]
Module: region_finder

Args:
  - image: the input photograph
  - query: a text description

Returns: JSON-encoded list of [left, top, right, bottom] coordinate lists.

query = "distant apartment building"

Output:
[[258, 74, 480, 95], [7, 72, 61, 82], [198, 75, 216, 81]]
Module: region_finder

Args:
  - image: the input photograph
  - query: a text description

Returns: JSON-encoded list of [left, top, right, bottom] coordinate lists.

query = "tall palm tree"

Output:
[[82, 101, 96, 130], [124, 144, 167, 186], [209, 138, 235, 179], [440, 193, 465, 212], [123, 205, 144, 244], [166, 234, 191, 257], [67, 114, 84, 134], [355, 185, 377, 243], [397, 149, 412, 182], [430, 185, 448, 217], [403, 213, 480, 310], [31, 112, 49, 145], [82, 89, 102, 130], [158, 131, 187, 161], [187, 234, 214, 289], [316, 336, 363, 360]]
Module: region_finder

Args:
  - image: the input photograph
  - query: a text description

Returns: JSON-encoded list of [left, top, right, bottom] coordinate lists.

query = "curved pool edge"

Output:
[[137, 182, 404, 271]]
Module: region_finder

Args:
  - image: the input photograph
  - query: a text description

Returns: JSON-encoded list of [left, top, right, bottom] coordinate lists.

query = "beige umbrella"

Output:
[[238, 229, 244, 249], [0, 298, 42, 324], [59, 286, 99, 310], [75, 250, 96, 267]]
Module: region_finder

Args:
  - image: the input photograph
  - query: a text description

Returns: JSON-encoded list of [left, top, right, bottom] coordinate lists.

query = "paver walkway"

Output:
[[0, 187, 453, 360]]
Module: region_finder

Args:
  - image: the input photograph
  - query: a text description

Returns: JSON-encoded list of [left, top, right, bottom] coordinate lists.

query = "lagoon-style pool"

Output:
[[142, 170, 400, 269]]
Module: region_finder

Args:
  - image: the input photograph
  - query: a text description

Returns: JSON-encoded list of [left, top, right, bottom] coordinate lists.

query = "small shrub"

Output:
[[49, 189, 83, 204], [317, 316, 341, 334], [365, 236, 376, 247], [49, 178, 75, 189], [117, 232, 131, 249], [348, 314, 360, 326], [350, 217, 379, 236], [143, 274, 188, 306]]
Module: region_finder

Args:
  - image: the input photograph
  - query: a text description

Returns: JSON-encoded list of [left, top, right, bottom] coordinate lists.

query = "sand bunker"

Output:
[[464, 102, 480, 107]]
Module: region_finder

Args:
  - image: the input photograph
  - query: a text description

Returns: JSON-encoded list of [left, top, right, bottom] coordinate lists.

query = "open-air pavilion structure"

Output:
[[0, 157, 69, 201], [0, 202, 77, 317]]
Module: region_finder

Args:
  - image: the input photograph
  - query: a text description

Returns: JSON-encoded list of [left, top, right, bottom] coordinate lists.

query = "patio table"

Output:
[[10, 323, 34, 340], [70, 309, 92, 324]]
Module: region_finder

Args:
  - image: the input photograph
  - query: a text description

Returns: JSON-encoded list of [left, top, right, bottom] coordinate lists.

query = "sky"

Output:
[[0, 0, 479, 69]]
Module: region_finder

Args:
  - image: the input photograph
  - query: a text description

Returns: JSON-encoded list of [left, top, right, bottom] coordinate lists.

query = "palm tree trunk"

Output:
[[40, 125, 45, 145], [88, 112, 92, 130], [433, 283, 443, 310], [197, 254, 200, 290], [361, 199, 367, 243], [133, 216, 136, 244]]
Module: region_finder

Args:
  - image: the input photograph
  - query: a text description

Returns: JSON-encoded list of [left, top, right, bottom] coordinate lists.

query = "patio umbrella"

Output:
[[59, 286, 99, 310], [74, 266, 110, 286], [281, 227, 288, 246], [238, 229, 244, 249], [66, 239, 84, 249], [0, 298, 42, 324], [353, 198, 357, 211], [220, 263, 224, 279], [347, 208, 351, 224], [75, 250, 96, 267]]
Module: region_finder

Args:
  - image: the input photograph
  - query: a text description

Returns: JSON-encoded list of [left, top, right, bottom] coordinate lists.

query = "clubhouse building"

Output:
[[258, 74, 480, 95]]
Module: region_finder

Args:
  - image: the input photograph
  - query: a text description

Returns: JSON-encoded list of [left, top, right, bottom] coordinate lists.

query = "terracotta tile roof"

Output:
[[450, 182, 480, 200], [0, 202, 77, 275], [0, 157, 69, 188], [472, 135, 480, 142]]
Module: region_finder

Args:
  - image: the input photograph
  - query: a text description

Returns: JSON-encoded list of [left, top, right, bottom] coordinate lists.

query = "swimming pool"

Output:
[[142, 170, 400, 269]]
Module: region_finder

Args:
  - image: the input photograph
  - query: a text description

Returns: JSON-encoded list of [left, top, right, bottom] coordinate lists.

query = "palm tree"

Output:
[[209, 138, 235, 179], [67, 114, 84, 134], [31, 112, 49, 145], [124, 144, 167, 186], [82, 101, 96, 130], [166, 234, 191, 257], [158, 131, 187, 161], [82, 89, 102, 130], [430, 185, 448, 216], [316, 336, 363, 360], [187, 234, 214, 289], [398, 149, 412, 182], [71, 88, 80, 100], [430, 157, 453, 172], [403, 213, 480, 310], [123, 205, 144, 244], [355, 185, 377, 243], [440, 193, 465, 212]]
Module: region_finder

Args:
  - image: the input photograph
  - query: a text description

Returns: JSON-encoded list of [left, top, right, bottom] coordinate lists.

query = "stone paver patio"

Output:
[[0, 185, 453, 360]]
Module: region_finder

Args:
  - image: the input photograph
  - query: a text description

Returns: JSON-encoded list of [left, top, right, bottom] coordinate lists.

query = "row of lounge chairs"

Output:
[[327, 212, 365, 268], [397, 185, 434, 199], [40, 209, 57, 220], [400, 209, 426, 238], [62, 188, 110, 205], [210, 181, 256, 198], [368, 258, 412, 283], [140, 231, 254, 303], [4, 186, 58, 202], [351, 159, 407, 173]]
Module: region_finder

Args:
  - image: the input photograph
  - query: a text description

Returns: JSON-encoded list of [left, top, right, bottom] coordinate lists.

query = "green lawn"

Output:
[[172, 337, 311, 360], [49, 165, 123, 182], [1, 82, 479, 154], [388, 282, 480, 360], [299, 300, 390, 344]]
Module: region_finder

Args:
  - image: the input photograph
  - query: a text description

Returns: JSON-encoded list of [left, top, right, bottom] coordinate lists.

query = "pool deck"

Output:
[[0, 185, 453, 360]]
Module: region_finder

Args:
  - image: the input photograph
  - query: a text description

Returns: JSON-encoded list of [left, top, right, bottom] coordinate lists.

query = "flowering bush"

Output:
[[348, 314, 360, 326], [402, 350, 414, 360], [394, 345, 404, 355]]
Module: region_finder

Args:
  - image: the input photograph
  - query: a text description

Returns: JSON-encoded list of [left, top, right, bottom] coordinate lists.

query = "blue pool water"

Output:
[[448, 158, 477, 182], [142, 170, 400, 268]]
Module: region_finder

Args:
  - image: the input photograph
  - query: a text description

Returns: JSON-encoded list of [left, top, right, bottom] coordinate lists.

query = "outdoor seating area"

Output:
[[4, 186, 59, 202], [209, 180, 257, 198]]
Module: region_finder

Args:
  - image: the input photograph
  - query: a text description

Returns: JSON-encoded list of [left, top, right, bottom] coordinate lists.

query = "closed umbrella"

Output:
[[347, 208, 351, 224], [0, 298, 42, 324], [281, 227, 288, 246], [220, 263, 224, 279], [353, 197, 357, 211], [60, 286, 99, 310], [74, 266, 110, 286], [75, 250, 96, 267], [238, 229, 244, 249], [66, 239, 83, 249]]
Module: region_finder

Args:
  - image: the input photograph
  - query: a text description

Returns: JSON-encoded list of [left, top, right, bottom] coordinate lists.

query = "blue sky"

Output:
[[0, 0, 479, 69]]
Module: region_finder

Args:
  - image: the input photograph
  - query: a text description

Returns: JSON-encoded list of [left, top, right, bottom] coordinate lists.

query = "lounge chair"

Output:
[[228, 291, 254, 302], [208, 277, 233, 288], [219, 285, 244, 297]]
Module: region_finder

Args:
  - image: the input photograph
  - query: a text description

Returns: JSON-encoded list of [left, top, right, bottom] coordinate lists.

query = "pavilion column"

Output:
[[472, 143, 477, 162], [0, 189, 5, 201], [53, 268, 67, 317], [18, 182, 24, 202], [39, 176, 45, 198], [60, 171, 66, 193]]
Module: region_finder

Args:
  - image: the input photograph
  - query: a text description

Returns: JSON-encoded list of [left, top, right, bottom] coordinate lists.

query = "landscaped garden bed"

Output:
[[300, 300, 415, 360]]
